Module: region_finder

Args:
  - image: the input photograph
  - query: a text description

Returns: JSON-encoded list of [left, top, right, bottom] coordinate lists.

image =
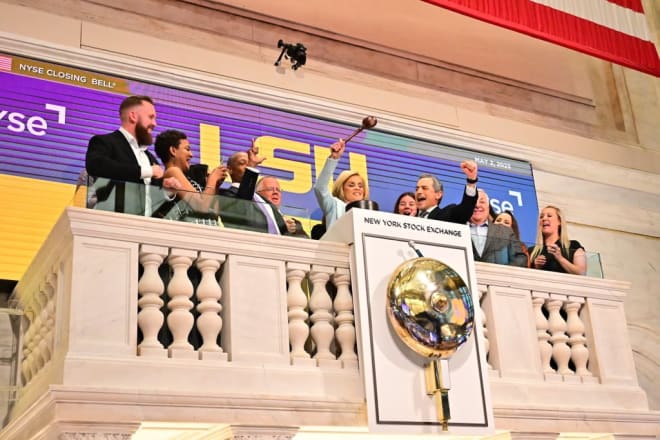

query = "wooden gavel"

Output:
[[344, 116, 378, 144]]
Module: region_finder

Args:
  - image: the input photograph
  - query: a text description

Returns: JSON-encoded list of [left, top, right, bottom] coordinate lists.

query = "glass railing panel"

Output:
[[85, 177, 314, 237], [585, 251, 603, 278], [150, 186, 222, 226], [469, 232, 603, 278], [280, 204, 313, 238], [522, 241, 603, 278], [469, 233, 530, 267]]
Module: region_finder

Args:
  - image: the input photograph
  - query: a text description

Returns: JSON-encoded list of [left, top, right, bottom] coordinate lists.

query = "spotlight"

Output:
[[274, 39, 307, 70]]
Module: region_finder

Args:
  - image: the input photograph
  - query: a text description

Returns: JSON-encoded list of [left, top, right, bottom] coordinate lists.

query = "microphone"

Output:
[[408, 241, 424, 258]]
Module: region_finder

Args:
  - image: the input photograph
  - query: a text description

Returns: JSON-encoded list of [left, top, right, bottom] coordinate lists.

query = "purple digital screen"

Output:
[[0, 53, 539, 243]]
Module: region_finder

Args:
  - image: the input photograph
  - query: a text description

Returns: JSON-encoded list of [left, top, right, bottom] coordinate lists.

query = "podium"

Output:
[[323, 209, 495, 435]]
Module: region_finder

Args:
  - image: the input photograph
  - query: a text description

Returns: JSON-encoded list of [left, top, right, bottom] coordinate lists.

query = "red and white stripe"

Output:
[[422, 0, 660, 77], [0, 55, 12, 72]]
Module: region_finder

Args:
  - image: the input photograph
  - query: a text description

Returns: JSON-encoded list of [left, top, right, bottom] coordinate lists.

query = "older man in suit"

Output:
[[469, 189, 527, 266], [85, 95, 180, 215], [218, 144, 289, 235], [257, 175, 309, 238], [415, 160, 479, 224]]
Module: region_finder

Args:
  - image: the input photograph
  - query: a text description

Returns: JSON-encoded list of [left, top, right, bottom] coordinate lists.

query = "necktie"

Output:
[[254, 194, 280, 234], [419, 211, 429, 218]]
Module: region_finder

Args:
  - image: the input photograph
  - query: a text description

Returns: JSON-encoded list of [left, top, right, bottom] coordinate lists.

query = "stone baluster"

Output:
[[286, 263, 312, 363], [477, 286, 491, 369], [166, 249, 197, 358], [332, 268, 357, 369], [20, 307, 35, 384], [42, 272, 57, 365], [532, 291, 553, 374], [30, 287, 47, 374], [195, 252, 227, 361], [546, 294, 572, 376], [25, 284, 49, 380], [308, 265, 336, 363], [137, 245, 168, 357], [565, 296, 592, 379], [36, 273, 56, 367]]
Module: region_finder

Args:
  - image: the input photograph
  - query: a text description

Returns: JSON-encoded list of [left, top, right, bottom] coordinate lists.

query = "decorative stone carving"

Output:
[[308, 265, 335, 361], [166, 249, 197, 356], [546, 295, 572, 375], [137, 245, 167, 356], [332, 268, 357, 367], [196, 251, 226, 357], [286, 263, 311, 361]]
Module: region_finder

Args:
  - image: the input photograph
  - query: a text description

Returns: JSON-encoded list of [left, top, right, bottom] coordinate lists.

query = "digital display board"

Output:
[[0, 52, 539, 243]]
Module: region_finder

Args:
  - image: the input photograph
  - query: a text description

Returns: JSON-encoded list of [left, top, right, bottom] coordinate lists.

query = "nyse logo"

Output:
[[490, 190, 523, 214], [0, 103, 66, 136]]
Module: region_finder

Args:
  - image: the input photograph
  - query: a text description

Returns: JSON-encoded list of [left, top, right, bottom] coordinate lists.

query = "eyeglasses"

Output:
[[259, 187, 281, 193]]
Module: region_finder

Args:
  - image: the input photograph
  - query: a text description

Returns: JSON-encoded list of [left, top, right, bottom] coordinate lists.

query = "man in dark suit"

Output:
[[85, 95, 180, 215], [219, 144, 288, 234], [415, 160, 479, 224], [469, 189, 527, 266]]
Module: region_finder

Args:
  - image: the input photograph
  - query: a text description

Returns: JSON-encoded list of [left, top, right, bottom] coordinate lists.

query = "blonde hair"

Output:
[[332, 170, 369, 202], [530, 205, 571, 262]]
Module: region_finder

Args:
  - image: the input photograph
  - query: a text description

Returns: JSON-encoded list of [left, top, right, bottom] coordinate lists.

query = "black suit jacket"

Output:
[[425, 188, 478, 224], [86, 130, 158, 182], [85, 130, 161, 214], [472, 223, 527, 267], [219, 187, 288, 235]]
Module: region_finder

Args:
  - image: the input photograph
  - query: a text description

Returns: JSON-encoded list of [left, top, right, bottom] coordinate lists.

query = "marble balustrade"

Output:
[[5, 207, 658, 440]]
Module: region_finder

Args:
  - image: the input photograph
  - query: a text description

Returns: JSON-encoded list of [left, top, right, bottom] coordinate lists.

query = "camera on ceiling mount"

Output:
[[274, 39, 307, 70]]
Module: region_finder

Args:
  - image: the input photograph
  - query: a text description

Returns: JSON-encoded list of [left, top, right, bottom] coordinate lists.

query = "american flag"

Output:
[[0, 55, 12, 72], [423, 0, 660, 77]]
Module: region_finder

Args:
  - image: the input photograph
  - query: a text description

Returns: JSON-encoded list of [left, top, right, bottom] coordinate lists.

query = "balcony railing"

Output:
[[2, 206, 658, 440]]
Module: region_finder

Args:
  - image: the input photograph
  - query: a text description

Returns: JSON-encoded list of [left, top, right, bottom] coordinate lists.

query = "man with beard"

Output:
[[85, 95, 180, 215], [415, 160, 478, 224]]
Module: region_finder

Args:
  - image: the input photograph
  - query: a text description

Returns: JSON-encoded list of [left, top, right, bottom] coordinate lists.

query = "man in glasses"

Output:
[[256, 176, 309, 238]]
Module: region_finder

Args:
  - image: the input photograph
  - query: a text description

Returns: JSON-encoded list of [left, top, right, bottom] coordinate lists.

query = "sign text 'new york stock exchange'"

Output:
[[363, 216, 462, 237]]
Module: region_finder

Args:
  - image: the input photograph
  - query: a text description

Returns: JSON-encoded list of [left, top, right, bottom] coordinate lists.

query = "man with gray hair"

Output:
[[469, 189, 527, 266], [415, 160, 479, 224], [218, 143, 288, 234], [256, 175, 309, 238]]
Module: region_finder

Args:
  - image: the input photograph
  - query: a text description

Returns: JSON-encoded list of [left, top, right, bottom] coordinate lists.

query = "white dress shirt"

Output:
[[119, 127, 153, 215], [470, 221, 489, 256], [231, 183, 281, 235]]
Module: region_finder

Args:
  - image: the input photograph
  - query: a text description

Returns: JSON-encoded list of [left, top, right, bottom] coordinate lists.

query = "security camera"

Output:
[[274, 39, 307, 70]]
